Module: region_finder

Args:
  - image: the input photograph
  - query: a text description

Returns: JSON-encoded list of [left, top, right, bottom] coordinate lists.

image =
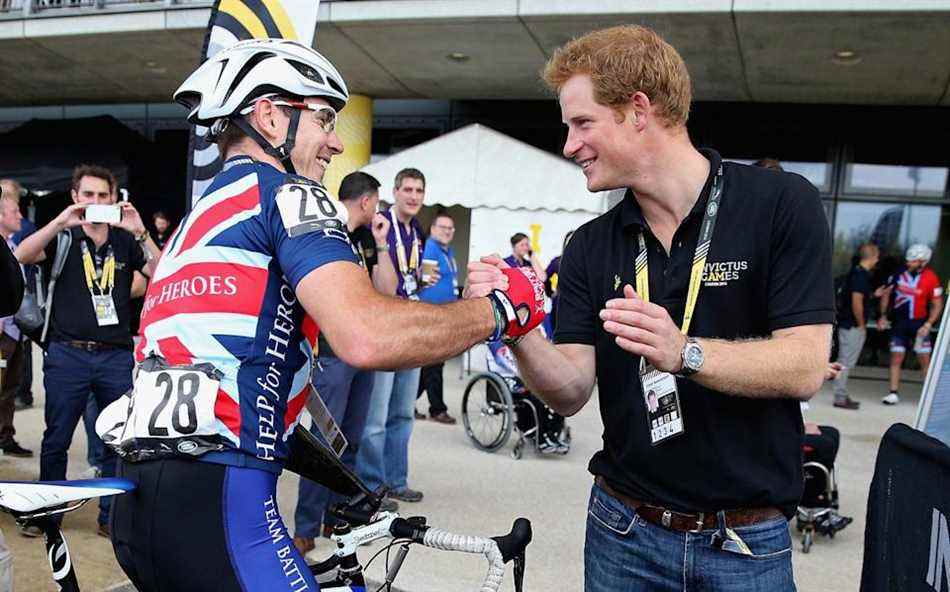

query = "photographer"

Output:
[[14, 164, 160, 537]]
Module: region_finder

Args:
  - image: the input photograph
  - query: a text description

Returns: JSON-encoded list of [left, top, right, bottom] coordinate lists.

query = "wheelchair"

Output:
[[795, 439, 850, 553], [461, 371, 571, 459]]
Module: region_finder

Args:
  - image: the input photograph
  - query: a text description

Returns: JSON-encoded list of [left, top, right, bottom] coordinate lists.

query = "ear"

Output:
[[250, 98, 283, 143], [627, 91, 651, 129], [70, 189, 79, 203]]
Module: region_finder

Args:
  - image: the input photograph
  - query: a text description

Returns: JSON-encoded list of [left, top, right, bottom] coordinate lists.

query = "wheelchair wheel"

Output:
[[462, 373, 514, 452]]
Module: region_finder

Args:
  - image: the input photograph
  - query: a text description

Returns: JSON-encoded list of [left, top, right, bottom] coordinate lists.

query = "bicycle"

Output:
[[0, 425, 531, 592]]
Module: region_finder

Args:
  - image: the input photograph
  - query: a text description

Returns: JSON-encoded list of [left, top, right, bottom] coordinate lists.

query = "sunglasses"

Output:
[[241, 98, 338, 134]]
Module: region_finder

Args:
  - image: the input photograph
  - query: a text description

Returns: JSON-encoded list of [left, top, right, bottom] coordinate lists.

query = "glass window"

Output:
[[844, 164, 948, 198], [832, 201, 947, 281], [725, 158, 832, 194]]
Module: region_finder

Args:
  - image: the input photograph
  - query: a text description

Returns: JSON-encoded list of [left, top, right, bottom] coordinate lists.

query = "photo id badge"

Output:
[[403, 273, 419, 300], [639, 358, 684, 446], [92, 294, 119, 326]]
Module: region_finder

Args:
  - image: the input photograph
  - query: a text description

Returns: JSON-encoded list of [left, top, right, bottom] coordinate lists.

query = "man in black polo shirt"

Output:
[[15, 165, 160, 536], [467, 26, 832, 591]]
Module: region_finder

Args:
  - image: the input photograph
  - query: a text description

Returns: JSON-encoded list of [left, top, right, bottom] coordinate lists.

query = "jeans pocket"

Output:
[[725, 517, 793, 560], [588, 484, 637, 536]]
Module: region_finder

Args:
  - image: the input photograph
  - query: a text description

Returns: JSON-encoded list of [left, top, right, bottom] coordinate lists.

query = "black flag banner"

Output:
[[861, 423, 950, 592], [186, 0, 321, 209]]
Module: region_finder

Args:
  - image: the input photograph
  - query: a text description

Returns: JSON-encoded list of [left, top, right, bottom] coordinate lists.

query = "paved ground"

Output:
[[0, 351, 920, 591]]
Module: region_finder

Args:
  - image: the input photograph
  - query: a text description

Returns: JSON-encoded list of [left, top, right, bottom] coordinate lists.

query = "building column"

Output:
[[323, 94, 373, 198]]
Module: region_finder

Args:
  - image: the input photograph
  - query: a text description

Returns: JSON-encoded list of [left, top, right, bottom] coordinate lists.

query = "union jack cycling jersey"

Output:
[[135, 156, 358, 472], [888, 266, 943, 322]]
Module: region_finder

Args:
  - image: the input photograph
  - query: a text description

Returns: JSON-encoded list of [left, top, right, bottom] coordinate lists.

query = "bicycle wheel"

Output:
[[462, 373, 514, 452]]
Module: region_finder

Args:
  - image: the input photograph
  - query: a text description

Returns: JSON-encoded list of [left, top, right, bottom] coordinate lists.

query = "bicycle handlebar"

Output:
[[390, 517, 531, 592]]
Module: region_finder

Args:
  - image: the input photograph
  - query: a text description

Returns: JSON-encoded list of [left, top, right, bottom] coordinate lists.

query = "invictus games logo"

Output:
[[928, 507, 950, 592], [702, 260, 748, 287]]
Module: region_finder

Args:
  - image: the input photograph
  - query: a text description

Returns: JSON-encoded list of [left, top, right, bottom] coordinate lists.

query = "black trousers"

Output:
[[417, 362, 447, 415]]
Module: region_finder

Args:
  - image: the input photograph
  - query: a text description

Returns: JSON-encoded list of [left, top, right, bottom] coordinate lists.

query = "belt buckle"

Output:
[[687, 512, 705, 533]]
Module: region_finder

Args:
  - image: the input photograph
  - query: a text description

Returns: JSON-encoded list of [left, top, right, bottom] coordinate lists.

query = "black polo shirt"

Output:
[[45, 226, 147, 349], [554, 149, 833, 518]]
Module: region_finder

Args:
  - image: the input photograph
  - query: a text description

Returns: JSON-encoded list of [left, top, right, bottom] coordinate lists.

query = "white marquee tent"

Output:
[[361, 123, 618, 284]]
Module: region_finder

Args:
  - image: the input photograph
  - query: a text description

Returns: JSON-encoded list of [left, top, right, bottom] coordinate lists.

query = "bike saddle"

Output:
[[0, 478, 136, 514]]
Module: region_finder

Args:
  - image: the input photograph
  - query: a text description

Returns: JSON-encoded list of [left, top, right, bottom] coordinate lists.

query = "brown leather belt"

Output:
[[62, 340, 122, 352], [595, 476, 783, 533]]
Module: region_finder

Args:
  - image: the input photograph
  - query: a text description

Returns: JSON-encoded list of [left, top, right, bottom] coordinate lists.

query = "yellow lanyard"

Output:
[[389, 209, 419, 275], [81, 240, 115, 296], [635, 166, 723, 336]]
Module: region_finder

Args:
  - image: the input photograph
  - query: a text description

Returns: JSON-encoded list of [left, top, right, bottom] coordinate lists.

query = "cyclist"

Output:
[[106, 39, 545, 592], [878, 243, 943, 405]]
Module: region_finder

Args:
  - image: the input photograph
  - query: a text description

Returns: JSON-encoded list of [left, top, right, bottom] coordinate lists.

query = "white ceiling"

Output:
[[0, 0, 947, 106]]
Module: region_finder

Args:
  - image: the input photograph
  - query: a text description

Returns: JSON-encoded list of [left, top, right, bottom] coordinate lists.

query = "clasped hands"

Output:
[[467, 256, 685, 371]]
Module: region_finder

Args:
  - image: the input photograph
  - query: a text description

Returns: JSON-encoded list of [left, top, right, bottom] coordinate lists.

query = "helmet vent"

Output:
[[223, 51, 276, 104], [326, 76, 345, 97], [289, 60, 325, 85]]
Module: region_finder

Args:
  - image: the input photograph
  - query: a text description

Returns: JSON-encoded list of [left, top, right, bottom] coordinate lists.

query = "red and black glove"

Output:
[[487, 267, 546, 345]]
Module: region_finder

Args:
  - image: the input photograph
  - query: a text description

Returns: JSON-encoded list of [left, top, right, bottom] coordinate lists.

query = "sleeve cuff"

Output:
[[554, 332, 596, 346], [768, 310, 834, 332]]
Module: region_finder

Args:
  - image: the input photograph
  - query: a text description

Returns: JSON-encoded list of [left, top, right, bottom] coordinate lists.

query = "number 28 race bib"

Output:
[[96, 357, 227, 461]]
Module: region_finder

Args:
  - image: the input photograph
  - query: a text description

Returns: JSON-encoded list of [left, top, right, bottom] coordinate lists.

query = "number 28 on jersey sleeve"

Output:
[[275, 182, 349, 240]]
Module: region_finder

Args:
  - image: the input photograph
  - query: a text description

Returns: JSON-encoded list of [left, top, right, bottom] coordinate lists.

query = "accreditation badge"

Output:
[[639, 358, 684, 445], [92, 294, 119, 327], [403, 273, 419, 300]]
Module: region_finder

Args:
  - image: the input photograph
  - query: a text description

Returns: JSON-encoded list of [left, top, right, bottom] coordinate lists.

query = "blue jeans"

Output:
[[356, 368, 420, 492], [41, 342, 133, 525], [585, 483, 795, 592], [294, 356, 374, 539], [83, 393, 105, 470]]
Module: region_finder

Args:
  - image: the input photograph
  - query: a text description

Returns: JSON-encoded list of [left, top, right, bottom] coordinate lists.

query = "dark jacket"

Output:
[[0, 238, 23, 317]]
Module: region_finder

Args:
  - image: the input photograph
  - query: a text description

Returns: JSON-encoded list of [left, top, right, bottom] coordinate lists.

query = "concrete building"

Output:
[[0, 0, 948, 367]]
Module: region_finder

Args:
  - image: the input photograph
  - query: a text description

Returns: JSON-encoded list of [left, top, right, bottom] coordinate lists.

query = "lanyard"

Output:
[[389, 209, 419, 276], [81, 240, 115, 296], [635, 166, 723, 336], [441, 244, 457, 276]]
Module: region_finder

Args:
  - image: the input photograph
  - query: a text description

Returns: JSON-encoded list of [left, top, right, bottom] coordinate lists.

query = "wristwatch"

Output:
[[676, 337, 704, 378]]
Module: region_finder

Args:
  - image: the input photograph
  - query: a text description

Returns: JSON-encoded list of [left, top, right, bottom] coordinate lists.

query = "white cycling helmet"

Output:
[[905, 243, 932, 263], [175, 38, 348, 124], [174, 38, 349, 174]]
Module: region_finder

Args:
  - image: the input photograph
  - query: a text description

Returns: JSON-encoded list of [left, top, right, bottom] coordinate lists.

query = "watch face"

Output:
[[685, 344, 704, 369]]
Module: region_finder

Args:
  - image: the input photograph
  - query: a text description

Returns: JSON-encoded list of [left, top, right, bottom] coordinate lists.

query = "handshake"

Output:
[[464, 255, 545, 346]]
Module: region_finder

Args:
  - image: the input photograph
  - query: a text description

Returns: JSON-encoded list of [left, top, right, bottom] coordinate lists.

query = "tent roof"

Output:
[[361, 124, 609, 214]]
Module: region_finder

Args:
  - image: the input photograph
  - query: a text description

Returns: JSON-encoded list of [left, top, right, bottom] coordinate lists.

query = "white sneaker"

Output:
[[81, 466, 102, 480], [882, 392, 900, 405]]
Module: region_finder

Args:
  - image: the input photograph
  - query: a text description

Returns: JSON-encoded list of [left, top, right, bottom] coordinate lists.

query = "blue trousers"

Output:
[[83, 393, 105, 470], [41, 342, 133, 525], [585, 483, 796, 591], [355, 368, 420, 492], [294, 356, 374, 539]]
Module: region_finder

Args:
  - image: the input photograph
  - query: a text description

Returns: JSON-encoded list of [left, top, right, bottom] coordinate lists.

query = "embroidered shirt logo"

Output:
[[702, 260, 748, 287], [614, 275, 621, 291]]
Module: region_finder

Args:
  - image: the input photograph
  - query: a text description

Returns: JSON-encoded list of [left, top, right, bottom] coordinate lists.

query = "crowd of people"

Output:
[[0, 23, 943, 592]]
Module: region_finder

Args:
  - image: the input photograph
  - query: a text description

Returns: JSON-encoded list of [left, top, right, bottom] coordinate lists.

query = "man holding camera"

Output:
[[15, 164, 160, 537]]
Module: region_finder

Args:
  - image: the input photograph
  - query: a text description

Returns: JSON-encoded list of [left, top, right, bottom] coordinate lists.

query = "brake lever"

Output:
[[513, 554, 525, 592]]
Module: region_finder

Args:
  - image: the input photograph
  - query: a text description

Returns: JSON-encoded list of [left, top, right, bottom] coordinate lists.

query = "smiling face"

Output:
[[288, 97, 344, 183], [393, 177, 425, 219], [559, 74, 640, 193], [430, 215, 455, 245]]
